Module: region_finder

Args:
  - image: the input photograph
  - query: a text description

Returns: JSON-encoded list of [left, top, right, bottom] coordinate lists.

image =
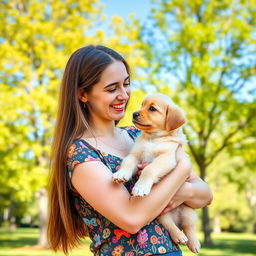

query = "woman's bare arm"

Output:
[[160, 171, 213, 215], [71, 147, 191, 234], [184, 171, 213, 208]]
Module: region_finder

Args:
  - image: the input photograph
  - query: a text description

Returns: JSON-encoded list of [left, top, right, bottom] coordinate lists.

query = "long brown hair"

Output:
[[47, 45, 130, 254]]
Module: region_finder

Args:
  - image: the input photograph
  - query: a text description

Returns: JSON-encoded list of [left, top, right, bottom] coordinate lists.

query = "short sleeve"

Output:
[[67, 140, 101, 171], [122, 126, 141, 140], [66, 140, 102, 191]]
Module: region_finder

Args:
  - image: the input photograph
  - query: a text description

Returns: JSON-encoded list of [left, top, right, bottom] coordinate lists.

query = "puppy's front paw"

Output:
[[112, 170, 131, 184], [131, 181, 152, 197]]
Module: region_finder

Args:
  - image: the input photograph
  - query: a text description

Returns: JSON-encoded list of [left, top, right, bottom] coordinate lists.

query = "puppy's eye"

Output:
[[149, 106, 157, 111]]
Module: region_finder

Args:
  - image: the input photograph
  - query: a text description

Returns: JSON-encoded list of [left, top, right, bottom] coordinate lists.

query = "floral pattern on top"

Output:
[[66, 126, 181, 255]]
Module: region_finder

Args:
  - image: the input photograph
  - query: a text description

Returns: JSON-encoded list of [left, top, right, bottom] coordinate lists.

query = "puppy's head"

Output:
[[132, 93, 186, 133]]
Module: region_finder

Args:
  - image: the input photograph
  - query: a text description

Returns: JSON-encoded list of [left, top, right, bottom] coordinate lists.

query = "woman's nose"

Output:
[[117, 86, 130, 100]]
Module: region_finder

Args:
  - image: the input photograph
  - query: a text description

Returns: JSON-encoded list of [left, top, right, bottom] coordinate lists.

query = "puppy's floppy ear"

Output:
[[165, 106, 187, 131]]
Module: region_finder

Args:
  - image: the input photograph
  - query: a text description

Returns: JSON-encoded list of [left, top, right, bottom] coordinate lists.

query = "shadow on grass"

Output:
[[0, 228, 39, 250], [202, 237, 256, 255], [0, 237, 38, 248]]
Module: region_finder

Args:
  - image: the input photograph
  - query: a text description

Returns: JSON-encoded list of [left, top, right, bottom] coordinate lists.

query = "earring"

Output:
[[81, 96, 87, 108], [81, 96, 87, 102]]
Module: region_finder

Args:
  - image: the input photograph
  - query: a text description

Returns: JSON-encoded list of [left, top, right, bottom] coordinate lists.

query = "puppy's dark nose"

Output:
[[133, 112, 140, 119]]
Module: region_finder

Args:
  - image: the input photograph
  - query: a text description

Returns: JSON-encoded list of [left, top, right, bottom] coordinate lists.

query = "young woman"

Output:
[[47, 45, 212, 256]]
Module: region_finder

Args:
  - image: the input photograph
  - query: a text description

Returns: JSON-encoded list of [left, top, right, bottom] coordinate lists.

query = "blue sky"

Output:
[[100, 0, 152, 22]]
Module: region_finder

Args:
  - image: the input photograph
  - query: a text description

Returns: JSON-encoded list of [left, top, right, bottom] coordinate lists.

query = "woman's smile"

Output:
[[111, 103, 126, 112]]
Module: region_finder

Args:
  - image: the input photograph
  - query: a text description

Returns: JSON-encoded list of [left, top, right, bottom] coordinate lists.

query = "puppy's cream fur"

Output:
[[112, 93, 200, 253]]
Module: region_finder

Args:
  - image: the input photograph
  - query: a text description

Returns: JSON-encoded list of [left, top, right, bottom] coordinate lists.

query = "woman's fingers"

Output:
[[137, 162, 151, 170], [136, 162, 151, 179]]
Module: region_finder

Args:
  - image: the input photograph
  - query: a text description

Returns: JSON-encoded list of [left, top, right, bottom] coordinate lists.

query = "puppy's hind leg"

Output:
[[180, 205, 200, 253], [158, 212, 188, 245]]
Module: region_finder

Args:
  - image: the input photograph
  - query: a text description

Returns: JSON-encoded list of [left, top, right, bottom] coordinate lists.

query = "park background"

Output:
[[0, 0, 256, 255]]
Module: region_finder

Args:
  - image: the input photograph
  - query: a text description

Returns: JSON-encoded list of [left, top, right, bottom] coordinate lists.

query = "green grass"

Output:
[[0, 228, 255, 256], [181, 232, 256, 256], [0, 228, 91, 256]]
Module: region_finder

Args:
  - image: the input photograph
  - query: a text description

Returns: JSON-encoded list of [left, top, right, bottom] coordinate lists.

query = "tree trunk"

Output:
[[202, 206, 212, 245], [253, 223, 256, 234], [199, 162, 213, 245], [37, 188, 49, 248]]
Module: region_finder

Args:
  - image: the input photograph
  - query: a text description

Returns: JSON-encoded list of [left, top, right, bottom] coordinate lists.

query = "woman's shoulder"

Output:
[[120, 126, 141, 139], [67, 139, 101, 170]]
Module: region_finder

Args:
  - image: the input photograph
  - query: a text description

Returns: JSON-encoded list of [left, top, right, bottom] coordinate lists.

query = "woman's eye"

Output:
[[124, 83, 130, 87], [149, 106, 157, 111], [107, 88, 116, 93]]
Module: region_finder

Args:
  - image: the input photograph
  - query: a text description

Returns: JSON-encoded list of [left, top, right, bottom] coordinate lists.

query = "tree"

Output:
[[227, 122, 256, 233], [0, 0, 146, 247], [139, 0, 256, 244], [0, 0, 105, 247], [207, 150, 254, 233]]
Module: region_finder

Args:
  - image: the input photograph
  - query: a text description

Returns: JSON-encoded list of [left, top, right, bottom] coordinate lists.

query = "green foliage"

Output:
[[138, 0, 256, 237], [0, 0, 106, 219], [0, 0, 147, 227], [1, 0, 255, 241]]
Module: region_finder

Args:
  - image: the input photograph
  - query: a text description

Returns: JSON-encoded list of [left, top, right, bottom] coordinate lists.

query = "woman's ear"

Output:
[[165, 106, 187, 131], [77, 88, 88, 102]]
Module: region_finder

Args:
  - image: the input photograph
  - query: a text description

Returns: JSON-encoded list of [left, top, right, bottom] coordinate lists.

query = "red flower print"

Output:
[[137, 229, 148, 248], [112, 245, 124, 256], [114, 229, 131, 241], [150, 235, 158, 244], [127, 239, 135, 246], [155, 225, 163, 235], [125, 252, 134, 256], [68, 144, 76, 158]]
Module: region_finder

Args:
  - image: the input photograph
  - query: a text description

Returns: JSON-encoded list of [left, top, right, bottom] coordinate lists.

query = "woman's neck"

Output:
[[84, 119, 118, 138]]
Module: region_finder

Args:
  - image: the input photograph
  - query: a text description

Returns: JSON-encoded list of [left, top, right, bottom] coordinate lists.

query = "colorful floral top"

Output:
[[67, 126, 181, 256]]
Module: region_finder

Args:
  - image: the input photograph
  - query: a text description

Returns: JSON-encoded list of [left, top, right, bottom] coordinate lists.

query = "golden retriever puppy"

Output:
[[112, 93, 200, 253]]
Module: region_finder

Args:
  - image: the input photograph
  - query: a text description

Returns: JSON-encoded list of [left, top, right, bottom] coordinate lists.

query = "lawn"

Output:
[[0, 228, 255, 256]]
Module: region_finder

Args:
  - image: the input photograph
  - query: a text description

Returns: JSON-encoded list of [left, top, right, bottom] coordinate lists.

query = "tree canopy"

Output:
[[0, 0, 255, 249]]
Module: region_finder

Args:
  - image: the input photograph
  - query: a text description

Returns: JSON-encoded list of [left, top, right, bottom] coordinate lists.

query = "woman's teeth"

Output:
[[112, 104, 125, 109]]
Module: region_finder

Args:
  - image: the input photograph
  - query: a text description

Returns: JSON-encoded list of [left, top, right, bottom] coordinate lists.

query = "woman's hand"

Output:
[[160, 182, 192, 215], [137, 162, 150, 170], [136, 162, 150, 179], [160, 172, 213, 216], [175, 147, 212, 209]]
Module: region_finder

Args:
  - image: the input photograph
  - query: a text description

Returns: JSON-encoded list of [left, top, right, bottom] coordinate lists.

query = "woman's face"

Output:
[[84, 60, 131, 122]]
